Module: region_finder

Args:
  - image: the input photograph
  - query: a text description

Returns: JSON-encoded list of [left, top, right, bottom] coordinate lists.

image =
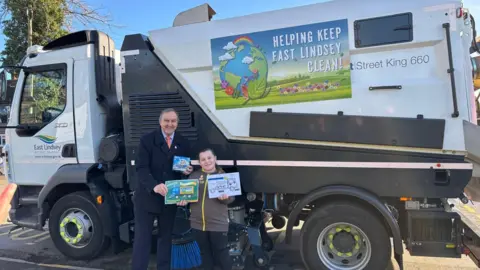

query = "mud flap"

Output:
[[465, 177, 480, 202], [463, 121, 480, 201]]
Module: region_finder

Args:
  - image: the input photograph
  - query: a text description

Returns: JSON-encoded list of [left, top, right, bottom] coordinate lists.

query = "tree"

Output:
[[0, 0, 115, 67], [63, 0, 115, 31]]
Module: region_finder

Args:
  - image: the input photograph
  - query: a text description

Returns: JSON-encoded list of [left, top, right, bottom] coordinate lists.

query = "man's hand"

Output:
[[153, 183, 168, 196], [218, 194, 229, 200], [183, 165, 193, 175]]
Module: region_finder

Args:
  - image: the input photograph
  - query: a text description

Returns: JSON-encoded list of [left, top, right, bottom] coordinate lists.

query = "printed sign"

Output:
[[33, 135, 63, 159], [165, 179, 199, 205], [349, 46, 436, 81], [207, 172, 242, 199], [210, 19, 351, 110]]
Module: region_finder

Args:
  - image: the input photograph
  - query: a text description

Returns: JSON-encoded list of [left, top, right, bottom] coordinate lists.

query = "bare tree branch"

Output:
[[64, 0, 125, 31], [0, 0, 125, 31]]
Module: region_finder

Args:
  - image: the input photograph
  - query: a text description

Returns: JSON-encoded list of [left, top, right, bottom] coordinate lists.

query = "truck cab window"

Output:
[[19, 69, 66, 125]]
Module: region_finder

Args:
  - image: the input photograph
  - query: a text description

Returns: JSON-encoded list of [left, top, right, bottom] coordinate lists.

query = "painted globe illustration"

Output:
[[218, 36, 269, 100]]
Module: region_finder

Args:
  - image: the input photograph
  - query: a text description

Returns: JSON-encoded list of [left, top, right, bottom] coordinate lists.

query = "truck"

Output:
[[2, 0, 480, 269]]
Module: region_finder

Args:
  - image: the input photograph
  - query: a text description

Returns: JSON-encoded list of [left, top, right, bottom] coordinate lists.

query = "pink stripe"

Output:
[[235, 160, 473, 169], [191, 160, 234, 166]]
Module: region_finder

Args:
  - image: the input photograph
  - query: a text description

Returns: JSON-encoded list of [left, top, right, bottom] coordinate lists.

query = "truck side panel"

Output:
[[148, 0, 474, 153], [120, 35, 472, 198]]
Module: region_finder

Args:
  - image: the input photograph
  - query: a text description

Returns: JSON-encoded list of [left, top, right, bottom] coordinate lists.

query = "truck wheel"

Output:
[[48, 191, 110, 260], [299, 201, 391, 270]]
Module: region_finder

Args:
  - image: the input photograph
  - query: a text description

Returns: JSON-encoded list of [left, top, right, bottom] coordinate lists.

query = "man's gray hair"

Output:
[[159, 108, 179, 121]]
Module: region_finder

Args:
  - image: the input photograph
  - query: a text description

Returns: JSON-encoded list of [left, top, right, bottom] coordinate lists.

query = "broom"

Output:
[[171, 206, 202, 270]]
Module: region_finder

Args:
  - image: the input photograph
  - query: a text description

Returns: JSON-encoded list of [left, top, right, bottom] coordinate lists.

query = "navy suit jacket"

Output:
[[134, 128, 192, 214]]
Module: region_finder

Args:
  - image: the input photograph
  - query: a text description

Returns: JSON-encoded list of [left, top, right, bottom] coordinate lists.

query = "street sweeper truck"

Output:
[[3, 0, 480, 269]]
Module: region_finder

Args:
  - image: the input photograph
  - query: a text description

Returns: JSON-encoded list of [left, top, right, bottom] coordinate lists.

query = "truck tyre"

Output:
[[299, 200, 391, 270], [48, 191, 110, 260]]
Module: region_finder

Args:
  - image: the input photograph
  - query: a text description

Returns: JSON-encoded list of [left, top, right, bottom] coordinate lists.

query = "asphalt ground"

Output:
[[0, 221, 479, 270], [0, 174, 479, 269], [1, 223, 306, 270]]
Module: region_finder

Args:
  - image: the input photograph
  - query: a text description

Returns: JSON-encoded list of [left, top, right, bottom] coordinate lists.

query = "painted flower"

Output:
[[242, 85, 249, 99], [221, 80, 228, 89], [225, 86, 234, 95]]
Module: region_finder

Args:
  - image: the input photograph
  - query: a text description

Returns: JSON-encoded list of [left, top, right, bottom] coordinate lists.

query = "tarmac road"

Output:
[[0, 257, 81, 270], [0, 261, 55, 270], [0, 220, 478, 270], [0, 174, 479, 269]]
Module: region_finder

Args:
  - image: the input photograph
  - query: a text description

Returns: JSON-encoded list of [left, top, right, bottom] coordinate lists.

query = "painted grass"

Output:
[[214, 72, 352, 110], [215, 87, 351, 110]]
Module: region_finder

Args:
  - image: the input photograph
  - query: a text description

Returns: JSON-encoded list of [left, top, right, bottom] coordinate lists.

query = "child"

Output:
[[177, 148, 235, 270]]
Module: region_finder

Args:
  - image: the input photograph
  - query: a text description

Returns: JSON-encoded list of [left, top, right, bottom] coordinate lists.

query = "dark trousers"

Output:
[[193, 228, 232, 270], [131, 204, 176, 270]]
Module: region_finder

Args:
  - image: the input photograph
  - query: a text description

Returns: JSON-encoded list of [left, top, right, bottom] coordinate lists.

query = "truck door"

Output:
[[6, 60, 76, 185]]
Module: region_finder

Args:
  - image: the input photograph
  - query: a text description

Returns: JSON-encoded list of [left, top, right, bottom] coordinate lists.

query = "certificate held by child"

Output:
[[207, 172, 242, 199]]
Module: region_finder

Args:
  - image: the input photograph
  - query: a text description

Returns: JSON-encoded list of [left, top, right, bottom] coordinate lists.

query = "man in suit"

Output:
[[131, 108, 193, 270]]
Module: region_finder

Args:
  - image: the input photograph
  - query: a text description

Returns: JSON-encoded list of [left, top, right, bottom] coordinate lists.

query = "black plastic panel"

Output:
[[232, 165, 470, 198], [61, 144, 77, 158], [249, 111, 445, 149], [44, 30, 98, 51], [120, 36, 199, 188], [354, 13, 413, 48], [127, 92, 198, 144], [92, 31, 123, 133], [407, 210, 462, 258]]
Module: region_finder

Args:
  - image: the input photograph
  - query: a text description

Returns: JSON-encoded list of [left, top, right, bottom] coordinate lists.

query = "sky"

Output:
[[0, 0, 478, 59], [0, 0, 331, 54]]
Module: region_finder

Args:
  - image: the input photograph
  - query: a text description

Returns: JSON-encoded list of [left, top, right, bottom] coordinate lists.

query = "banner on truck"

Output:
[[210, 19, 352, 110]]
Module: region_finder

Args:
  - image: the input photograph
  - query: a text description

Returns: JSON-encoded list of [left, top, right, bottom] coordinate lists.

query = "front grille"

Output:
[[127, 91, 198, 144]]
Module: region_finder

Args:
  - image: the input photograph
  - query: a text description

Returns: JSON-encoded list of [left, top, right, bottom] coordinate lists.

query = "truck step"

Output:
[[19, 195, 39, 205], [11, 216, 44, 230], [406, 210, 462, 258], [11, 185, 42, 206], [9, 204, 45, 231]]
